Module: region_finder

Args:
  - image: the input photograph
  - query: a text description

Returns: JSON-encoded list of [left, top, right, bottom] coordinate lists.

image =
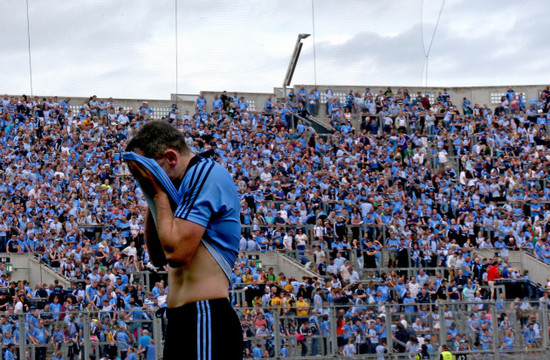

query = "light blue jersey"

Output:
[[123, 152, 241, 280], [173, 155, 241, 279]]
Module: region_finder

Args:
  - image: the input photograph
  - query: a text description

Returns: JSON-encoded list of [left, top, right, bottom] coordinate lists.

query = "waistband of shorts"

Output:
[[165, 297, 230, 318]]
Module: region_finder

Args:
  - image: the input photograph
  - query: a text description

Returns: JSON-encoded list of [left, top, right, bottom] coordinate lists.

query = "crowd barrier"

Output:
[[241, 299, 550, 359], [3, 299, 547, 360], [0, 310, 163, 360]]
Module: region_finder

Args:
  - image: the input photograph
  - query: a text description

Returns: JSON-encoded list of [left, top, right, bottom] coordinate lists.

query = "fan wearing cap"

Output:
[[138, 101, 154, 118], [168, 103, 179, 122]]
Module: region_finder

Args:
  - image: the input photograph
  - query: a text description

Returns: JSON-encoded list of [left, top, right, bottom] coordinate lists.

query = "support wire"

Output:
[[175, 0, 179, 107], [26, 0, 34, 97], [311, 0, 317, 86], [420, 0, 446, 90]]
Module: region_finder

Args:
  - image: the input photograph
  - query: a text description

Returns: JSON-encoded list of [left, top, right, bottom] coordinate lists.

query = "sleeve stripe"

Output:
[[182, 162, 215, 219], [175, 160, 209, 219], [178, 158, 203, 212], [175, 160, 209, 218]]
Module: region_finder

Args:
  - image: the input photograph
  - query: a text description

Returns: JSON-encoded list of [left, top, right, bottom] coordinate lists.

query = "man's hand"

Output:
[[126, 160, 165, 197]]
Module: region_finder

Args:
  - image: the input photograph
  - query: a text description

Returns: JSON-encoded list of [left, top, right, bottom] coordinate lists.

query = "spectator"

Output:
[[0, 86, 548, 358]]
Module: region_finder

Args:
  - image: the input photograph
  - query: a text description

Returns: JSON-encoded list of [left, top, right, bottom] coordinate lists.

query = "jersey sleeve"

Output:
[[174, 159, 219, 226]]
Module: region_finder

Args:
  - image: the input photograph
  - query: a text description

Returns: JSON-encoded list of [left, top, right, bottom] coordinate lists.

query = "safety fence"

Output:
[[3, 299, 548, 360], [0, 310, 162, 360], [237, 299, 550, 359]]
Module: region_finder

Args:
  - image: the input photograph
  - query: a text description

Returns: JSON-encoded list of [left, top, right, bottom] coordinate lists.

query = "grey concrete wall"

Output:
[[11, 84, 545, 122], [3, 254, 70, 288], [190, 85, 546, 115], [9, 95, 177, 121], [177, 91, 274, 115], [292, 85, 545, 108], [248, 251, 318, 280], [514, 252, 550, 286]]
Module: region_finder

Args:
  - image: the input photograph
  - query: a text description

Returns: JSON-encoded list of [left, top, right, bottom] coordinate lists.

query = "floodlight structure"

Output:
[[283, 33, 311, 97]]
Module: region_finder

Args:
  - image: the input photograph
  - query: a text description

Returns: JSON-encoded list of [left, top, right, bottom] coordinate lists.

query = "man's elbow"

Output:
[[164, 248, 193, 268]]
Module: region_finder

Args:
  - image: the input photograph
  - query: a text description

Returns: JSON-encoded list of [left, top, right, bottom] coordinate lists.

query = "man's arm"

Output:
[[153, 191, 205, 267], [127, 160, 205, 268], [144, 210, 167, 268], [29, 330, 38, 345]]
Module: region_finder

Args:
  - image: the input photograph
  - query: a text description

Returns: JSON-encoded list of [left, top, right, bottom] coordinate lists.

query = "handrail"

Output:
[[290, 113, 333, 135], [1, 300, 547, 360], [261, 111, 333, 134]]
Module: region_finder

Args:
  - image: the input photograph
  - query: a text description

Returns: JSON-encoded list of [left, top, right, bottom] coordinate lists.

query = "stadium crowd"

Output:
[[0, 85, 548, 358]]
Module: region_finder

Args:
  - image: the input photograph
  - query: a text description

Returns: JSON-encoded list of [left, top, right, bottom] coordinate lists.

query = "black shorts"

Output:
[[164, 298, 243, 360]]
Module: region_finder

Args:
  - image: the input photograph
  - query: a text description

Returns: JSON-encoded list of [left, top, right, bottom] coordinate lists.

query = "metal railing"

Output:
[[260, 111, 333, 135], [237, 299, 550, 359], [289, 113, 333, 135], [0, 310, 163, 360], [4, 293, 548, 360]]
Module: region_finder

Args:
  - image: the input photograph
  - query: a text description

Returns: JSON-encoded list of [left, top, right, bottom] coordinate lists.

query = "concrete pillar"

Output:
[[385, 304, 393, 353], [438, 304, 446, 348], [541, 305, 549, 349], [490, 302, 500, 360], [83, 313, 92, 360], [18, 314, 25, 360], [153, 316, 163, 360], [273, 310, 281, 359], [329, 306, 338, 356]]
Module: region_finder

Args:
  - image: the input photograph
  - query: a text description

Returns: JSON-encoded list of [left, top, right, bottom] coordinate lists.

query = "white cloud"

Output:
[[1, 0, 549, 99]]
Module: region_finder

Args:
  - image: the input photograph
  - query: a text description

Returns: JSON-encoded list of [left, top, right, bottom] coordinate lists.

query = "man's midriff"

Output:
[[166, 242, 229, 308]]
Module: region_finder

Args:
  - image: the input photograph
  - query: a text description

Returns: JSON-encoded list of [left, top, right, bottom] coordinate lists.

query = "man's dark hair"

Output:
[[126, 120, 190, 158]]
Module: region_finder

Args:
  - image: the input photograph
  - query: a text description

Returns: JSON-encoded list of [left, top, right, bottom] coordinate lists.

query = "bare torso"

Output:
[[167, 242, 229, 308]]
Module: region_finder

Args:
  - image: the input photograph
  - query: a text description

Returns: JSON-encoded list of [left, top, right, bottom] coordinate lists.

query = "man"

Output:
[[486, 259, 500, 299], [439, 344, 453, 360], [29, 320, 49, 360], [124, 121, 243, 359], [526, 315, 541, 347], [139, 101, 154, 117], [4, 344, 15, 360], [122, 241, 138, 261], [126, 347, 138, 360], [524, 322, 537, 348]]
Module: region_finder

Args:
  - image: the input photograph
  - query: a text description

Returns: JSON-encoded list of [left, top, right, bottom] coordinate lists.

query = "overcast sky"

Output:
[[2, 0, 549, 100]]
